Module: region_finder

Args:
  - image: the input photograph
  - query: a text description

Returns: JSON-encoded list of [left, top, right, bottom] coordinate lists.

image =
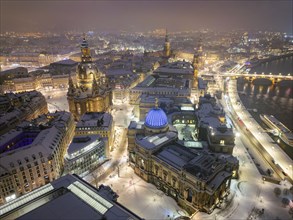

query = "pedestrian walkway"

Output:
[[100, 163, 189, 220]]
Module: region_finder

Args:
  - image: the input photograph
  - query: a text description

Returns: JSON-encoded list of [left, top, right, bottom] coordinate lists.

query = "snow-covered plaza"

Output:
[[37, 86, 293, 220]]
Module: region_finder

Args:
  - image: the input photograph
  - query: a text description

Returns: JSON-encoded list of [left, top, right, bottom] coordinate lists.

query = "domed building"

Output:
[[67, 34, 112, 120], [127, 99, 238, 215], [144, 99, 169, 133]]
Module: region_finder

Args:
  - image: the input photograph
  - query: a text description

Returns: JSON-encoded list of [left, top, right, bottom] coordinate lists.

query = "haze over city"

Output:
[[1, 0, 292, 33], [0, 1, 293, 220]]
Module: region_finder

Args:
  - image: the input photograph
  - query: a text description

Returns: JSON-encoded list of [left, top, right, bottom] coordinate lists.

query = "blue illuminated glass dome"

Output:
[[145, 108, 168, 129]]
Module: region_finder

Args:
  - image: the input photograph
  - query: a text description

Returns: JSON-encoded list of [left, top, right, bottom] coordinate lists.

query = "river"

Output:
[[237, 55, 293, 158]]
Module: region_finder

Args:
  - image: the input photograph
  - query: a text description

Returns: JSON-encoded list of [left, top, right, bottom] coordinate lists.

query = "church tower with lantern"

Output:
[[67, 34, 112, 120], [197, 37, 204, 69], [163, 29, 171, 58], [80, 33, 92, 63], [192, 38, 205, 89], [192, 50, 199, 89]]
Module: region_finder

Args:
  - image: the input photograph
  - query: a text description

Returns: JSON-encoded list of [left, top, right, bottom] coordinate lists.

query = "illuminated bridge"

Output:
[[223, 71, 292, 82], [203, 63, 293, 83]]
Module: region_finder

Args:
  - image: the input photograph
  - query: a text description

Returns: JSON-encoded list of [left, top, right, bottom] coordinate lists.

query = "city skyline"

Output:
[[1, 0, 292, 33], [0, 1, 293, 219]]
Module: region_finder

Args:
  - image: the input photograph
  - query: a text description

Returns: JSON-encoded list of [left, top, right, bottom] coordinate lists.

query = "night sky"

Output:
[[1, 0, 292, 33]]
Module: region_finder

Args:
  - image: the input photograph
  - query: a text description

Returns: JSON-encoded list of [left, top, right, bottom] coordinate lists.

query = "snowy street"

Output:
[[39, 88, 69, 112], [36, 84, 293, 219]]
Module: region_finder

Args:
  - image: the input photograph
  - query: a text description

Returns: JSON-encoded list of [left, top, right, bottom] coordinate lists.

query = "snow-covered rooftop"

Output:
[[197, 97, 233, 136], [155, 144, 196, 169], [76, 112, 112, 131], [154, 61, 193, 75], [128, 121, 144, 130], [136, 130, 177, 150], [66, 135, 102, 156], [0, 174, 142, 220], [50, 59, 77, 66], [0, 111, 72, 176]]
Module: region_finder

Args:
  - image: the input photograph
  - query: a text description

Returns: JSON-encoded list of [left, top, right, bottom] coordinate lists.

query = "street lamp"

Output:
[[117, 165, 120, 177]]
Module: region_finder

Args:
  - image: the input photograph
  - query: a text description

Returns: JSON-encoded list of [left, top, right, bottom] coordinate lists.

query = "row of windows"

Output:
[[76, 127, 110, 132], [12, 152, 44, 167], [1, 167, 54, 190]]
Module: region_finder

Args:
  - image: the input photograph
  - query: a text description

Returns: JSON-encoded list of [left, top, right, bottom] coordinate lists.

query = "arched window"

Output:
[[187, 188, 193, 202], [154, 165, 159, 175], [77, 103, 81, 114]]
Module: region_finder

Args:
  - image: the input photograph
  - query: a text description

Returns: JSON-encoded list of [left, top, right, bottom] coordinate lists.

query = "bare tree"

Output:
[[283, 188, 289, 196], [281, 197, 290, 207], [274, 187, 281, 197]]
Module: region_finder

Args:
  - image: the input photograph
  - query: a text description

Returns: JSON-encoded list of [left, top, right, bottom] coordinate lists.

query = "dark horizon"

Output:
[[1, 0, 292, 34]]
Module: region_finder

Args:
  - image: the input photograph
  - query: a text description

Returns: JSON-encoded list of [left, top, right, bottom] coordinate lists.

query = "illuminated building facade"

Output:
[[0, 63, 78, 93], [75, 112, 114, 156], [108, 70, 142, 104], [129, 61, 193, 104], [67, 35, 112, 120], [127, 102, 238, 214], [0, 67, 41, 93], [0, 111, 75, 205], [0, 67, 28, 92], [196, 95, 235, 154], [64, 135, 106, 177]]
